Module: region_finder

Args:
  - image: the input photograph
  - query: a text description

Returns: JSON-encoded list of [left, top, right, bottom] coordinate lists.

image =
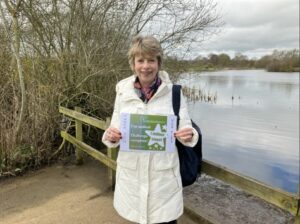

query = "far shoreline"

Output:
[[185, 67, 300, 73]]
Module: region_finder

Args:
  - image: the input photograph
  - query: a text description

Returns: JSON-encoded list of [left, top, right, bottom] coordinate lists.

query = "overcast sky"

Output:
[[191, 0, 299, 59]]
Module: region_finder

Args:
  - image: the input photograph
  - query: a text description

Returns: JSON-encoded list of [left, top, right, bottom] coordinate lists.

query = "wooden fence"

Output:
[[59, 106, 300, 222]]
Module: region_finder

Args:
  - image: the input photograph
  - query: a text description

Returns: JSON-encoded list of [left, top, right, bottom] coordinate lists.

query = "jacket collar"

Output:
[[121, 71, 172, 102]]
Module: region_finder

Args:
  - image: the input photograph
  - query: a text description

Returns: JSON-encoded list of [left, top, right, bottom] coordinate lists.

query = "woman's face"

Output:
[[134, 54, 159, 88]]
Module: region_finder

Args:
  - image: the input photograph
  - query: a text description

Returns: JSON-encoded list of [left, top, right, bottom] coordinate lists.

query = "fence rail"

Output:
[[59, 106, 300, 220]]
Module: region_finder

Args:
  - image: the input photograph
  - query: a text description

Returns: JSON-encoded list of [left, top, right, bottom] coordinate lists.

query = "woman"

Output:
[[102, 36, 199, 224]]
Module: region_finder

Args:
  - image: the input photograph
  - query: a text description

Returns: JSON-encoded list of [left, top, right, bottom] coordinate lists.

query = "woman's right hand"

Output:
[[104, 127, 122, 143]]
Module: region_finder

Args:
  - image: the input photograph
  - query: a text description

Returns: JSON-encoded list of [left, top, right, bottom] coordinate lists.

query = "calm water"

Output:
[[178, 70, 299, 193]]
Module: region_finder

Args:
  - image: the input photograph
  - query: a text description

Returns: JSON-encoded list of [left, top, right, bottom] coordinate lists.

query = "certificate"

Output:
[[120, 113, 177, 152]]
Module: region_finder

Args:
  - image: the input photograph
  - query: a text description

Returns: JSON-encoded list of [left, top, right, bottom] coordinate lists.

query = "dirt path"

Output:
[[1, 157, 295, 224], [0, 158, 132, 224]]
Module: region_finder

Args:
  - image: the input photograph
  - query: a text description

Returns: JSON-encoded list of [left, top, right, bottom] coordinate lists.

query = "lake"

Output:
[[178, 70, 299, 194]]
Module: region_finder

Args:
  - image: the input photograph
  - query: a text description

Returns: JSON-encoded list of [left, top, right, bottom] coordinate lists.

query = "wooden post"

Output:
[[75, 107, 84, 165], [106, 117, 118, 189]]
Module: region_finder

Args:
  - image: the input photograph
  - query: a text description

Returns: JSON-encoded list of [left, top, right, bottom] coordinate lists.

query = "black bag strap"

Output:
[[172, 84, 181, 118]]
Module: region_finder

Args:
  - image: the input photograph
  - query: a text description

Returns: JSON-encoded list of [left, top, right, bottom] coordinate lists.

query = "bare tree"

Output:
[[0, 0, 222, 175], [0, 0, 26, 138]]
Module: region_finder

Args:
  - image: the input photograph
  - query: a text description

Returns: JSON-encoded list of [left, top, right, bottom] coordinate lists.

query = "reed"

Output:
[[182, 85, 217, 103]]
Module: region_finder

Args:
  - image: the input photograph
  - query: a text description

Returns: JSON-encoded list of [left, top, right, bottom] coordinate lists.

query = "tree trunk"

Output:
[[0, 0, 26, 138]]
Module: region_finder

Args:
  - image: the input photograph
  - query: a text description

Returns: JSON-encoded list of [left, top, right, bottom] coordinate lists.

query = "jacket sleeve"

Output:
[[177, 90, 199, 147], [102, 84, 121, 148]]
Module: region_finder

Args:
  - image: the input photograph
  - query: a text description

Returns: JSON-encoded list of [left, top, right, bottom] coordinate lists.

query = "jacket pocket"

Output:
[[116, 152, 139, 196], [117, 152, 138, 170], [152, 153, 178, 172], [150, 153, 181, 198]]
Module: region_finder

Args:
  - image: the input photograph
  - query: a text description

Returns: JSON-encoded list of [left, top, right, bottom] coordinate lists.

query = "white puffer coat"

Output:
[[102, 71, 198, 224]]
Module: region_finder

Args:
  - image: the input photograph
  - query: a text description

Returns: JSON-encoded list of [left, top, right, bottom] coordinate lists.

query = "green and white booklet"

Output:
[[120, 113, 177, 152]]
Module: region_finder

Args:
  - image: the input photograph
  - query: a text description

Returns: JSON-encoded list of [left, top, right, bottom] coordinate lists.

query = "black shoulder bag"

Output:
[[172, 85, 202, 187]]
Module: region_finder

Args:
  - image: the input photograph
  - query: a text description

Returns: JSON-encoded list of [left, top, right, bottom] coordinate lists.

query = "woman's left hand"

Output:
[[174, 127, 194, 142]]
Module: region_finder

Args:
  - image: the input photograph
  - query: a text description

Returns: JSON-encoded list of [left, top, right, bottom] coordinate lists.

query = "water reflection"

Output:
[[269, 82, 297, 96], [178, 70, 299, 193], [205, 143, 299, 193]]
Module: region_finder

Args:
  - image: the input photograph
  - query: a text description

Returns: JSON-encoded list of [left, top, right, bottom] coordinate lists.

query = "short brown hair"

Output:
[[128, 35, 163, 72]]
